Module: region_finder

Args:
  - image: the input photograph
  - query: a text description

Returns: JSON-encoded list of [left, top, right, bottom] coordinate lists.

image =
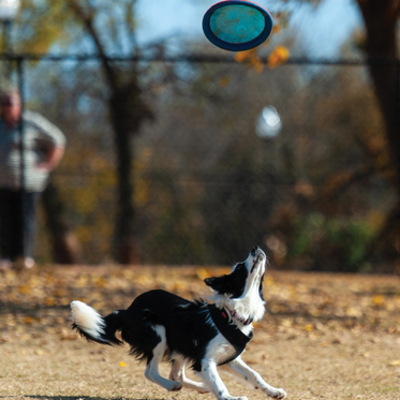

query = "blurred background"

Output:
[[1, 0, 399, 272]]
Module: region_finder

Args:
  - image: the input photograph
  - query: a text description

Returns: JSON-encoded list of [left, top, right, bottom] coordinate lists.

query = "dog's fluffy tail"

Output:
[[70, 300, 124, 345]]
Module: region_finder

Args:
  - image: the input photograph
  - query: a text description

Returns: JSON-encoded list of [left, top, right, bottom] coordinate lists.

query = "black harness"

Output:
[[207, 304, 253, 366]]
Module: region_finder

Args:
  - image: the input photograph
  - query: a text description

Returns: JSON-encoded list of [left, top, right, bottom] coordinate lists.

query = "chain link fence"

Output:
[[1, 55, 399, 271]]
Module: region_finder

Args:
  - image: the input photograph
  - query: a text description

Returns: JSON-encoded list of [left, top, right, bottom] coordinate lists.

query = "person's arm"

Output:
[[23, 111, 66, 172], [36, 146, 65, 172]]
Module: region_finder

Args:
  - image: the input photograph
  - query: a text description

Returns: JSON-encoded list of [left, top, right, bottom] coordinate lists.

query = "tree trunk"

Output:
[[357, 0, 400, 264], [67, 1, 146, 264], [108, 79, 151, 264], [357, 0, 400, 188], [110, 100, 138, 264]]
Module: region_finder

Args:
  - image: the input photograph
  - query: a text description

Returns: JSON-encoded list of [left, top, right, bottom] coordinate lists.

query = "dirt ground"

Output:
[[1, 265, 400, 400]]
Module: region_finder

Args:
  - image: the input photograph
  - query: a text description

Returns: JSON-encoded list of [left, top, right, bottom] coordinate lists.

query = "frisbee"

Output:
[[203, 1, 273, 51]]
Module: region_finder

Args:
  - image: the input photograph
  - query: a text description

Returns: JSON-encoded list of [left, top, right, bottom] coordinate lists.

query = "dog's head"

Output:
[[205, 246, 267, 324]]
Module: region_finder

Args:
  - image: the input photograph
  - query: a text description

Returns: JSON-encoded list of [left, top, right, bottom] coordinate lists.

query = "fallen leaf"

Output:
[[23, 316, 35, 324], [45, 297, 55, 307], [304, 324, 313, 331], [372, 295, 385, 307], [19, 285, 30, 295]]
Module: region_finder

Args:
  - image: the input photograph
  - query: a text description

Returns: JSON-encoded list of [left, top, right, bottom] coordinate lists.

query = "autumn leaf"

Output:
[[95, 277, 107, 288], [267, 46, 290, 69], [234, 49, 264, 72], [272, 25, 281, 34], [23, 316, 35, 324], [372, 294, 385, 307], [253, 61, 264, 73], [234, 49, 256, 63], [45, 297, 55, 307], [303, 324, 313, 331], [388, 360, 400, 366], [19, 285, 30, 295], [218, 77, 230, 87]]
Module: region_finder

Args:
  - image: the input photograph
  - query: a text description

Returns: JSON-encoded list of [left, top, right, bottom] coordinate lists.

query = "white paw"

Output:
[[270, 388, 287, 399]]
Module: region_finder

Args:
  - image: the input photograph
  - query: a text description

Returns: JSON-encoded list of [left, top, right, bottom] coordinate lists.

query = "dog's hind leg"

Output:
[[199, 360, 248, 400], [224, 356, 287, 399], [144, 326, 182, 392], [169, 359, 210, 393]]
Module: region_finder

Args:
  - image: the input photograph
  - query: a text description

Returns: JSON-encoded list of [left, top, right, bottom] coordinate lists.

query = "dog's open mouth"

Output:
[[227, 308, 253, 325]]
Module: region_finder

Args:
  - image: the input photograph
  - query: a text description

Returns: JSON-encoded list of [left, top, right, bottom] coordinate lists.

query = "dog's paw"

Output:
[[219, 396, 248, 400], [168, 381, 183, 391], [270, 388, 287, 399]]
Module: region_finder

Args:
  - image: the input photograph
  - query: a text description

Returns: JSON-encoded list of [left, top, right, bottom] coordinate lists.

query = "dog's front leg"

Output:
[[225, 356, 287, 399], [199, 360, 248, 400], [169, 359, 210, 393]]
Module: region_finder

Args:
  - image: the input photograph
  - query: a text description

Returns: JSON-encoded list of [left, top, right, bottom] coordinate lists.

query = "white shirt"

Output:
[[0, 111, 66, 192]]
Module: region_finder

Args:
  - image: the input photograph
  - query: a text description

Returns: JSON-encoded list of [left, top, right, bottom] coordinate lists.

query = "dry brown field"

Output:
[[1, 265, 400, 400]]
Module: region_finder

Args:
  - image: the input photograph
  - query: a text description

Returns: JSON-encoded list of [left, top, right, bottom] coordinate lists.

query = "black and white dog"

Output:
[[70, 246, 287, 400]]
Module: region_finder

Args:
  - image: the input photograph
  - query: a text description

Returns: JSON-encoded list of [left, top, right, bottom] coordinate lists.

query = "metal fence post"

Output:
[[17, 56, 25, 258]]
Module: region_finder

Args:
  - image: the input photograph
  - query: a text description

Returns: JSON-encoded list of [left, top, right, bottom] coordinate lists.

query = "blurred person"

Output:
[[0, 89, 66, 270]]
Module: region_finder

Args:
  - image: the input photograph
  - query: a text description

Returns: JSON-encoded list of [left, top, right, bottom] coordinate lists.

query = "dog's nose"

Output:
[[251, 246, 261, 256]]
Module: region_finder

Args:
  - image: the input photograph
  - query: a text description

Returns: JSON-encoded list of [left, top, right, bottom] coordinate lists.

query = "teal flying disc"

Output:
[[203, 1, 273, 51]]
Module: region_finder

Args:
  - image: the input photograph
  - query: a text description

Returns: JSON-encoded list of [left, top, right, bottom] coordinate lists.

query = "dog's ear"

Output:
[[204, 276, 230, 294]]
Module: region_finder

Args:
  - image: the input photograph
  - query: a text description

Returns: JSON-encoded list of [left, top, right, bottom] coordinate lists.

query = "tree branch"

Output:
[[67, 0, 118, 90]]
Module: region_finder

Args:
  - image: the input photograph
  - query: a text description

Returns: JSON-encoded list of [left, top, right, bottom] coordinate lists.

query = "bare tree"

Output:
[[67, 0, 152, 264]]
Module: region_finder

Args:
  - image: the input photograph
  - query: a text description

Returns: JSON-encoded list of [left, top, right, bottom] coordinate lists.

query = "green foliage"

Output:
[[16, 0, 77, 54], [15, 0, 138, 54], [289, 213, 377, 272]]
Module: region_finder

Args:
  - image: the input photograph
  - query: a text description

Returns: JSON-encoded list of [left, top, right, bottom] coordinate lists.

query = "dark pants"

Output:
[[0, 189, 40, 261]]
